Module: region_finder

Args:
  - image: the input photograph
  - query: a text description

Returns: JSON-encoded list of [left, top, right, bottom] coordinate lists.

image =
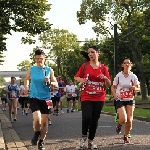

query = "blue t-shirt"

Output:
[[29, 66, 51, 100], [7, 84, 19, 99], [55, 81, 62, 97]]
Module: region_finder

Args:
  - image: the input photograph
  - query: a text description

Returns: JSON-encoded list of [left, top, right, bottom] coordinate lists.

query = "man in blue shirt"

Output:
[[53, 77, 63, 116]]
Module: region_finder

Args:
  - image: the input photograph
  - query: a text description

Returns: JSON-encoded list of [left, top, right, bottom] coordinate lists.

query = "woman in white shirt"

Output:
[[111, 57, 140, 144], [19, 83, 29, 116]]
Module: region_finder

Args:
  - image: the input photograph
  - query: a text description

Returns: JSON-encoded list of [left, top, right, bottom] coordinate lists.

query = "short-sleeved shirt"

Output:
[[55, 81, 62, 97], [20, 85, 28, 97], [6, 84, 19, 99], [113, 71, 140, 101], [65, 85, 76, 98], [75, 62, 110, 101], [0, 88, 7, 98]]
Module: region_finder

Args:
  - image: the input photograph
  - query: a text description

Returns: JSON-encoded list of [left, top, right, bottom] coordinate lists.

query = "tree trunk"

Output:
[[145, 76, 150, 95], [131, 41, 147, 100]]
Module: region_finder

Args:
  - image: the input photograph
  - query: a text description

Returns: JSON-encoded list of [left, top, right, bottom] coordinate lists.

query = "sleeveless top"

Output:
[[29, 66, 51, 100]]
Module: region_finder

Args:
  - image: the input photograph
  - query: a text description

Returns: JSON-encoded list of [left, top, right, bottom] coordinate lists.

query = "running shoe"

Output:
[[116, 123, 122, 134], [127, 134, 131, 138], [38, 140, 45, 150], [31, 131, 40, 145], [88, 141, 97, 149], [48, 120, 52, 125], [76, 137, 87, 149], [123, 135, 130, 144]]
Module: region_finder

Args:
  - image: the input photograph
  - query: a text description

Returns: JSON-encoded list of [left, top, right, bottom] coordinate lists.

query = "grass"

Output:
[[106, 95, 150, 103], [62, 97, 150, 118], [102, 105, 150, 118]]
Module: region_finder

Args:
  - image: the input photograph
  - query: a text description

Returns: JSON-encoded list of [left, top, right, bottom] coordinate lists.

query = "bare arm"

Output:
[[111, 85, 118, 100], [104, 78, 111, 87], [74, 76, 87, 83], [131, 84, 140, 92], [24, 69, 30, 91], [50, 69, 58, 88]]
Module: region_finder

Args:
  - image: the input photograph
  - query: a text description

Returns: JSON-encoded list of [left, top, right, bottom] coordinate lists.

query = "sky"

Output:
[[0, 0, 97, 72]]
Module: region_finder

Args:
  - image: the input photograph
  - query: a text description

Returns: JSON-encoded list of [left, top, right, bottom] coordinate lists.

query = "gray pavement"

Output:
[[1, 107, 150, 150]]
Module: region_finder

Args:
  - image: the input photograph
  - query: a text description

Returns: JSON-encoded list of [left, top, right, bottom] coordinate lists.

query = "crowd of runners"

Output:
[[0, 46, 140, 150]]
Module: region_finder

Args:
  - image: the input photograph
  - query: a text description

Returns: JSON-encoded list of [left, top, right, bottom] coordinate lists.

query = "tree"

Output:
[[0, 76, 6, 85], [17, 60, 32, 71], [29, 28, 81, 81], [77, 0, 150, 99], [0, 0, 52, 63]]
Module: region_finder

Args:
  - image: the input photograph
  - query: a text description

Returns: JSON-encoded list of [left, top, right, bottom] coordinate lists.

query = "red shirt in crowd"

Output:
[[75, 62, 110, 101], [60, 79, 65, 95]]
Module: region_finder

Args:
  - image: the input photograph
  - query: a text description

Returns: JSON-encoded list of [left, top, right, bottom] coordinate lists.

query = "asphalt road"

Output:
[[2, 107, 150, 150]]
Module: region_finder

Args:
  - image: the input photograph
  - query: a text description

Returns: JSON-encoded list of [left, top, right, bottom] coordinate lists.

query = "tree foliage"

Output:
[[0, 0, 52, 62], [77, 0, 150, 99], [17, 60, 32, 71], [29, 28, 83, 81]]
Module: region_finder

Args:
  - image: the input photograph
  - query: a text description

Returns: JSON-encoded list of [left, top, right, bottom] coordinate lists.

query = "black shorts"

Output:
[[19, 97, 28, 108], [72, 97, 79, 101], [1, 98, 7, 103], [29, 98, 50, 114], [54, 96, 60, 103], [115, 100, 135, 110], [67, 97, 72, 101]]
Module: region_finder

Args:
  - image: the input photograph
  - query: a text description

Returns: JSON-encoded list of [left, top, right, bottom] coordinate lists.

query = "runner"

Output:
[[19, 81, 29, 116], [58, 76, 65, 113], [74, 46, 111, 149], [53, 77, 63, 115], [24, 49, 58, 150], [0, 87, 7, 111], [6, 77, 20, 121], [111, 57, 140, 144], [72, 82, 78, 112], [65, 81, 75, 113]]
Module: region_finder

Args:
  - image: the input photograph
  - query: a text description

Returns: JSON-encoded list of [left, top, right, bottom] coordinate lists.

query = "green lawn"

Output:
[[106, 95, 150, 103], [102, 105, 150, 118], [62, 95, 150, 118]]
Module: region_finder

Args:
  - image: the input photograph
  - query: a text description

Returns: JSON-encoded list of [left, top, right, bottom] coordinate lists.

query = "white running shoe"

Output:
[[48, 120, 52, 125], [76, 137, 87, 149], [22, 111, 25, 116], [88, 141, 97, 149], [60, 110, 64, 113]]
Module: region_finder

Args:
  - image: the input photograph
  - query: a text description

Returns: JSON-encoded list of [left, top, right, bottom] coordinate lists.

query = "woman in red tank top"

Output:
[[74, 46, 111, 149]]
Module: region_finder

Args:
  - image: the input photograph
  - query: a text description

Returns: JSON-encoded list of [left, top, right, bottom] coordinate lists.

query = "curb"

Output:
[[0, 109, 28, 150], [101, 111, 150, 122]]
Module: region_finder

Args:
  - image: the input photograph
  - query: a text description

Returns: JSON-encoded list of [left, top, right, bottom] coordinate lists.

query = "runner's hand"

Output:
[[130, 86, 136, 90], [24, 89, 28, 95], [97, 74, 107, 80], [45, 77, 50, 83], [80, 78, 88, 83], [114, 94, 118, 100]]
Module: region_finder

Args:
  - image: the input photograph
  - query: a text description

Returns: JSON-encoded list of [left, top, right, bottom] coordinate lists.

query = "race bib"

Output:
[[10, 91, 17, 98], [10, 94, 17, 98], [120, 90, 134, 99], [86, 84, 103, 95], [68, 93, 72, 98], [72, 93, 77, 97], [45, 100, 53, 109]]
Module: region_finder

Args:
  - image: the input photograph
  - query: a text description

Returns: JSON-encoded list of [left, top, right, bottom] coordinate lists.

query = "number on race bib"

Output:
[[120, 90, 134, 99], [86, 84, 103, 95], [45, 100, 53, 109]]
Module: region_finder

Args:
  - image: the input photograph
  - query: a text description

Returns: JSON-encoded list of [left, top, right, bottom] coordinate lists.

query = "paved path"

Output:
[[0, 107, 150, 150]]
